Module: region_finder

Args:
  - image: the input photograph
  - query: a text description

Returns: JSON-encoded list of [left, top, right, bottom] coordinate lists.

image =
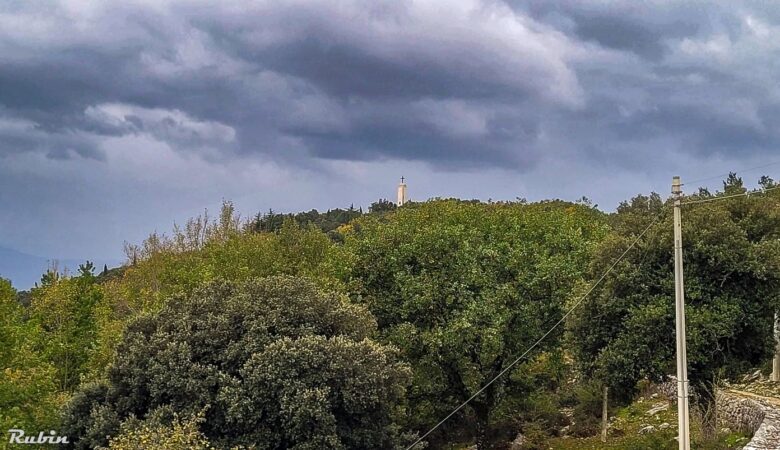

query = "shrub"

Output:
[[63, 276, 413, 449]]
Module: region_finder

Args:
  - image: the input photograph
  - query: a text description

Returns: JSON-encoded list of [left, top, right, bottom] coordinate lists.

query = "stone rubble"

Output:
[[638, 425, 656, 435], [646, 403, 669, 416]]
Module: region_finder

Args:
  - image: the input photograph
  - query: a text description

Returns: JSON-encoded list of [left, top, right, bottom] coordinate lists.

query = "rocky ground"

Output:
[[544, 393, 750, 449], [463, 373, 780, 449]]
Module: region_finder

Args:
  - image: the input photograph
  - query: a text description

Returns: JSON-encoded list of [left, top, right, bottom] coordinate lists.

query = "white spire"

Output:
[[397, 176, 408, 206]]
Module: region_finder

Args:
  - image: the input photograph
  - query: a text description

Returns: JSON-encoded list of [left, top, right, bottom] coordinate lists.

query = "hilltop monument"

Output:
[[397, 176, 408, 206]]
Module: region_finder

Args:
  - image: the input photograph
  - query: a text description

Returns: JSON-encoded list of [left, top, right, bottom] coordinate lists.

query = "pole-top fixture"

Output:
[[672, 176, 682, 195]]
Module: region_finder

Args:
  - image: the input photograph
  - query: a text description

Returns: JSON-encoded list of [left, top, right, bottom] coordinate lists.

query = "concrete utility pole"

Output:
[[773, 312, 780, 382], [601, 386, 608, 442], [672, 176, 691, 450]]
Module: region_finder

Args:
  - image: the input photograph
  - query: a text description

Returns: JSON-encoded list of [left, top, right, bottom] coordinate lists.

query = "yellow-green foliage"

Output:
[[29, 270, 102, 392], [86, 211, 339, 380], [103, 413, 213, 450], [117, 219, 336, 311], [0, 278, 65, 433]]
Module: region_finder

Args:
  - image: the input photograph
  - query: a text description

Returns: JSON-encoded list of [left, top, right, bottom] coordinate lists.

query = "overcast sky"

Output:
[[2, 0, 780, 263]]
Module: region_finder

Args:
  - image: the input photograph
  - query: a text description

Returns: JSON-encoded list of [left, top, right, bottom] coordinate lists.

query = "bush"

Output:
[[63, 276, 413, 449], [61, 382, 119, 449]]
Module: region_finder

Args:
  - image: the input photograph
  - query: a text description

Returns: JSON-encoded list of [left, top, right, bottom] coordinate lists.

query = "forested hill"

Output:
[[2, 173, 780, 450], [248, 198, 397, 236]]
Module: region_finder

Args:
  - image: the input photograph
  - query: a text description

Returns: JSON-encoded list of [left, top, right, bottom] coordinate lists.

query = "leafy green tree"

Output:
[[85, 214, 339, 385], [38, 267, 60, 288], [79, 261, 96, 278], [250, 206, 364, 235], [340, 200, 609, 448], [63, 276, 413, 449], [30, 263, 102, 392], [369, 199, 397, 213], [0, 277, 64, 433], [570, 182, 780, 435], [249, 198, 403, 236], [117, 217, 336, 311], [759, 175, 776, 190], [723, 171, 746, 194], [15, 290, 32, 307], [251, 208, 285, 232]]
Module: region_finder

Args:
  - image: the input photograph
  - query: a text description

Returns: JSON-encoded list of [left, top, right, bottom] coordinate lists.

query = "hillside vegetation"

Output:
[[1, 173, 779, 449]]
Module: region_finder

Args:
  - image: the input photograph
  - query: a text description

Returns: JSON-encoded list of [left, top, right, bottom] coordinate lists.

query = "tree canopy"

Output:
[[340, 199, 609, 448], [5, 178, 780, 449], [0, 277, 63, 433], [62, 276, 413, 449], [569, 183, 780, 431]]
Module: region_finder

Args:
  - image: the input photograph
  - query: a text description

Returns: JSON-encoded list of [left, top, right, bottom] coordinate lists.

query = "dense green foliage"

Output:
[[3, 178, 780, 449], [340, 200, 609, 447], [250, 206, 365, 236], [0, 278, 64, 433], [570, 176, 780, 433], [30, 262, 103, 392], [248, 199, 398, 240], [63, 276, 412, 449]]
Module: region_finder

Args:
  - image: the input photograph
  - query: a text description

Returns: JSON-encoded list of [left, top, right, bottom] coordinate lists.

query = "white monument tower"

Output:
[[397, 176, 408, 206]]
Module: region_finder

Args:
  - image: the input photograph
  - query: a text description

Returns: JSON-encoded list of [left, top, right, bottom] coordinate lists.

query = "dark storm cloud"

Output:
[[6, 0, 780, 279], [0, 0, 585, 168], [515, 1, 704, 60], [573, 15, 677, 60], [0, 113, 104, 160], [2, 0, 780, 170]]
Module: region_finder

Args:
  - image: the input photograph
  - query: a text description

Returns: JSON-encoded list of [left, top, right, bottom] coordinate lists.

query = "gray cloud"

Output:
[[2, 0, 780, 274], [1, 0, 777, 172], [516, 1, 705, 59], [0, 0, 586, 168]]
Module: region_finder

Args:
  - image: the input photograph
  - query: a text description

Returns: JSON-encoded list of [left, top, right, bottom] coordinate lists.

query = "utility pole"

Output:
[[672, 176, 691, 450], [773, 312, 780, 382], [601, 386, 608, 442]]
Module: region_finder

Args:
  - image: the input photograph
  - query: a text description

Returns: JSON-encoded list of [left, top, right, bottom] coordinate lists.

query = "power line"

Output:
[[684, 161, 780, 187], [682, 184, 780, 206], [404, 211, 667, 450], [404, 174, 778, 449]]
